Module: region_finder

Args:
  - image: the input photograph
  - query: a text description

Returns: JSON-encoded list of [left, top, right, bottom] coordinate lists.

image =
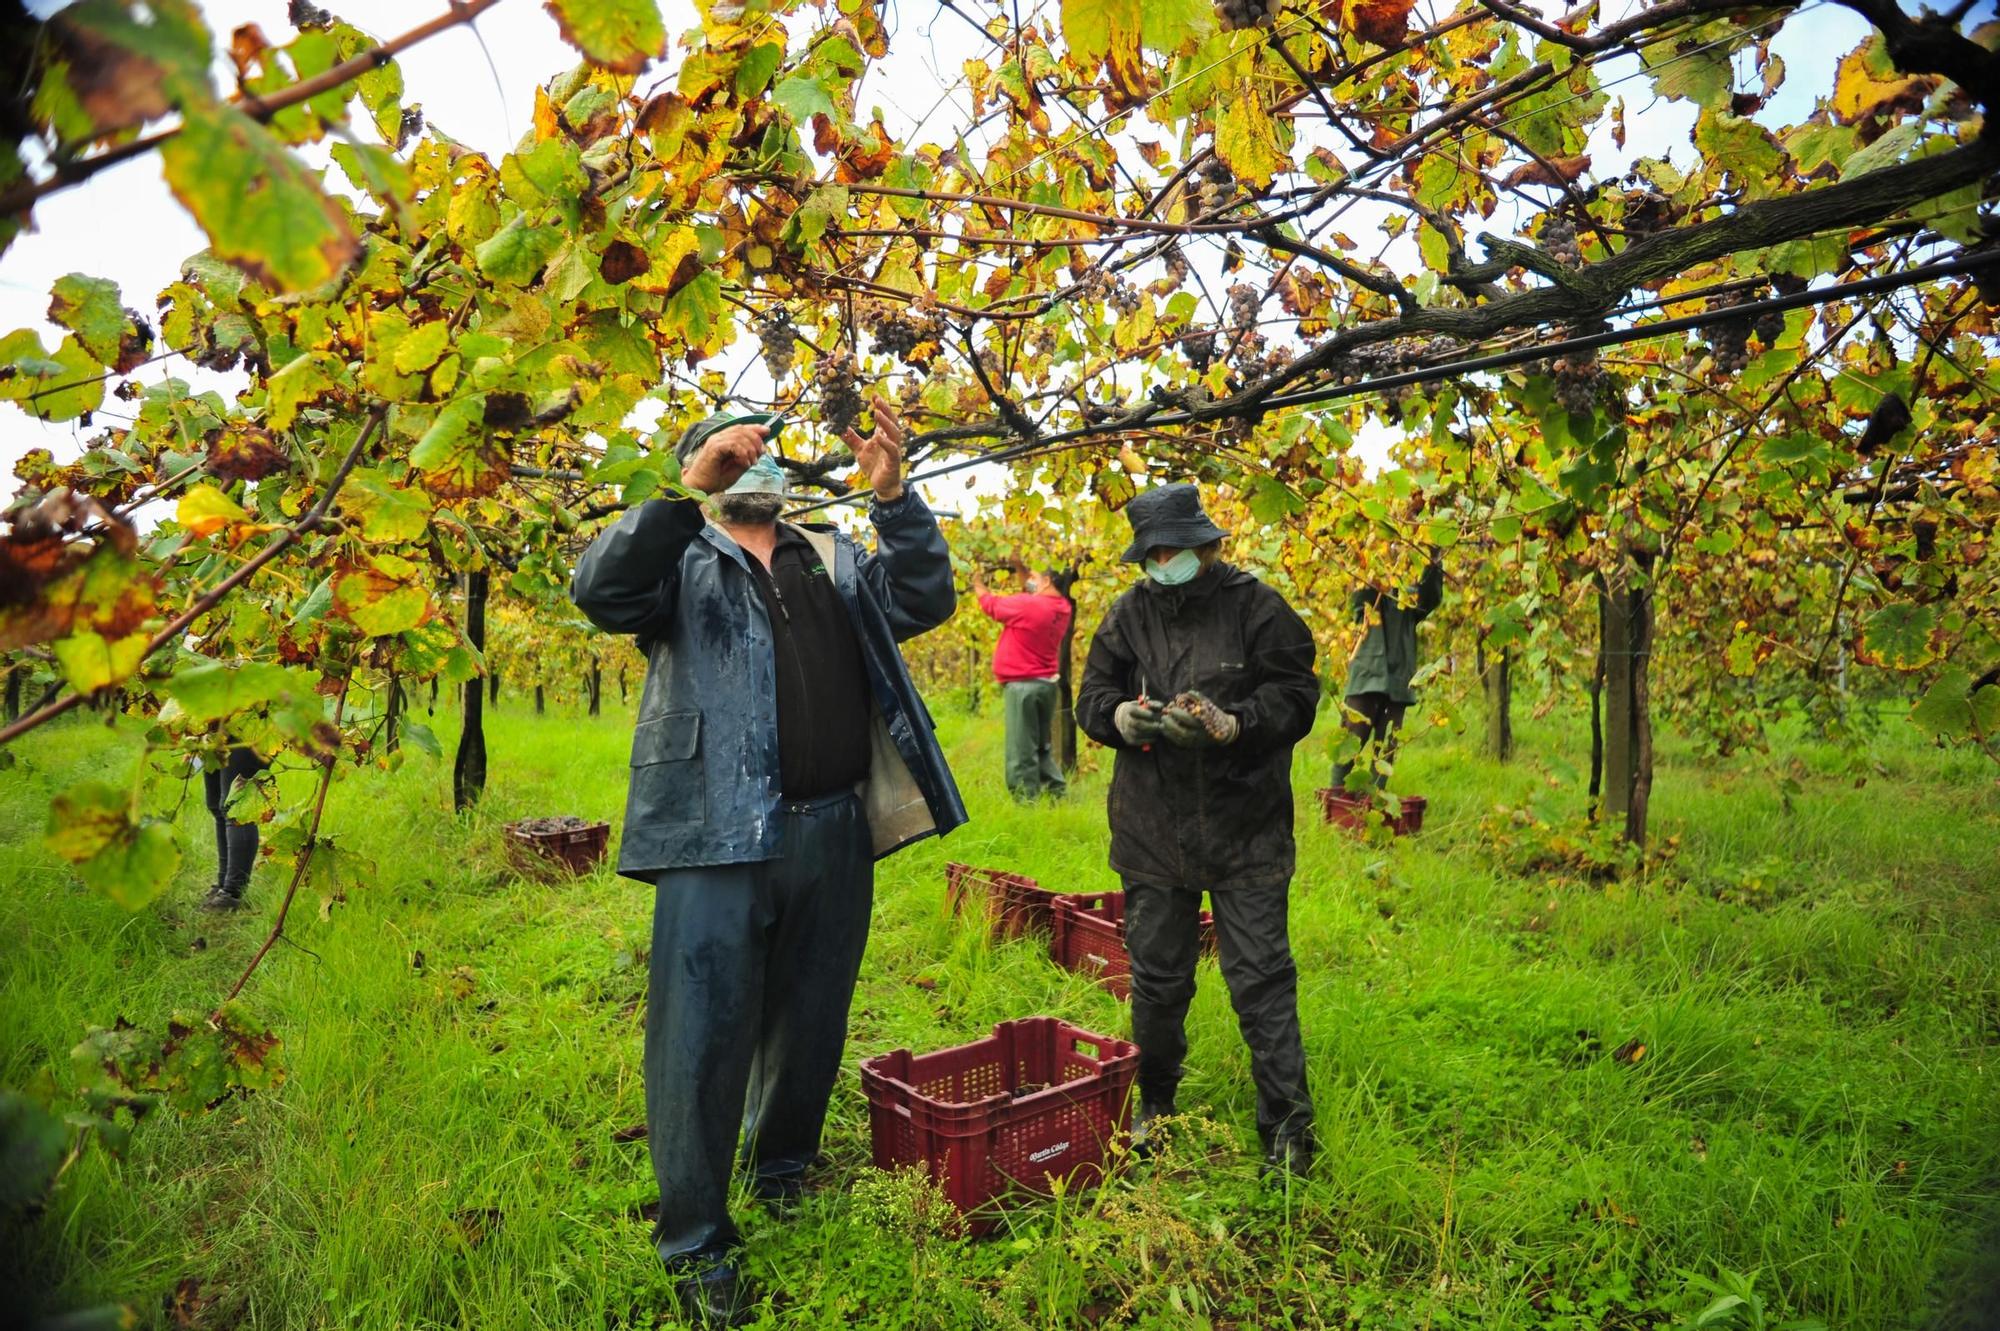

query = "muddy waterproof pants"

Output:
[[1122, 877, 1314, 1150], [644, 790, 874, 1267]]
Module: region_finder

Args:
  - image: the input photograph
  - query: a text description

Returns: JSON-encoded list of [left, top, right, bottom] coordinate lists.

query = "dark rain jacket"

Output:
[[1342, 561, 1443, 704], [569, 492, 967, 881], [1077, 563, 1318, 893]]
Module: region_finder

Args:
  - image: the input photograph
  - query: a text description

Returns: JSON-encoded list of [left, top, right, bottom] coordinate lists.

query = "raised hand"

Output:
[[682, 423, 769, 495], [842, 395, 905, 501]]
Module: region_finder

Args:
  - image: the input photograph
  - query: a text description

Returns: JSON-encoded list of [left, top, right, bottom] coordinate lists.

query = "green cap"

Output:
[[674, 411, 784, 463]]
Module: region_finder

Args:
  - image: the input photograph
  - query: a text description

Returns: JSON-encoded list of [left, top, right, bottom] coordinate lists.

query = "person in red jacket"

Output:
[[973, 567, 1076, 801]]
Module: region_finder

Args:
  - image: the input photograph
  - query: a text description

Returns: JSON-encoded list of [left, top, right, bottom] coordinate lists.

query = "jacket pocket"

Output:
[[631, 711, 705, 826]]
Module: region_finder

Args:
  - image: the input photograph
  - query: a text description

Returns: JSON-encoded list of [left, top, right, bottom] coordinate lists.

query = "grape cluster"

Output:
[[1226, 282, 1262, 330], [1622, 188, 1674, 237], [1702, 291, 1755, 374], [816, 352, 862, 435], [757, 308, 798, 381], [1217, 0, 1282, 33], [1750, 302, 1786, 347], [862, 306, 944, 366], [1183, 329, 1216, 371], [1074, 269, 1143, 315], [1161, 244, 1190, 288], [1552, 351, 1604, 416], [1541, 214, 1581, 267], [1193, 157, 1238, 217]]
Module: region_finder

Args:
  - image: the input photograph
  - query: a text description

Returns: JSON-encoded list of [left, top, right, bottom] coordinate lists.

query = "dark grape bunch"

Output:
[[861, 305, 943, 366], [1217, 0, 1282, 33], [1750, 301, 1786, 348], [1106, 278, 1142, 316], [1541, 214, 1581, 267], [1553, 348, 1604, 416], [1169, 691, 1235, 741], [1160, 244, 1190, 288], [1622, 188, 1675, 237], [1183, 329, 1216, 371], [1702, 291, 1756, 374], [1226, 282, 1262, 330], [757, 308, 797, 381], [816, 352, 862, 436]]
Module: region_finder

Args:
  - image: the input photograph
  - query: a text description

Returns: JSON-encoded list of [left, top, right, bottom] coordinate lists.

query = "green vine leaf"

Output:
[[159, 102, 361, 293]]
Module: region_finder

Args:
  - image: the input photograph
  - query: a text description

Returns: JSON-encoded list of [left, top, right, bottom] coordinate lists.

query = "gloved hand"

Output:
[[1114, 698, 1167, 747], [1161, 691, 1239, 748]]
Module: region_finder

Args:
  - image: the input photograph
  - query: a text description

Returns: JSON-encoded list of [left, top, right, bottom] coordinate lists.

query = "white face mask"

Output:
[[1144, 549, 1202, 586]]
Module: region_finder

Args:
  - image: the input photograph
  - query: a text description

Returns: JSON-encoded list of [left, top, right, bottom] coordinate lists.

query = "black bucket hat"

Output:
[[1119, 483, 1229, 563], [674, 411, 784, 465]]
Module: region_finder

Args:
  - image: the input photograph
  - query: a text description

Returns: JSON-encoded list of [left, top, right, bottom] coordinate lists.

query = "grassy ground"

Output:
[[4, 684, 1998, 1330]]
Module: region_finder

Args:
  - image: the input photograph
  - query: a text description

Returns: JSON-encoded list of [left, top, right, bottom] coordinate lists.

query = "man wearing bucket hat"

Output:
[[571, 398, 966, 1327], [1075, 483, 1321, 1177]]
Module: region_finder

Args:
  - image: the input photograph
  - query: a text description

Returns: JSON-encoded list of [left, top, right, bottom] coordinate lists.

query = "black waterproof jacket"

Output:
[[1077, 563, 1318, 892]]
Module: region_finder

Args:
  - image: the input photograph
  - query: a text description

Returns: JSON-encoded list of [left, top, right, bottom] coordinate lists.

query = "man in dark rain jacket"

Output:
[[570, 397, 965, 1328], [1076, 483, 1321, 1176], [1332, 556, 1443, 790]]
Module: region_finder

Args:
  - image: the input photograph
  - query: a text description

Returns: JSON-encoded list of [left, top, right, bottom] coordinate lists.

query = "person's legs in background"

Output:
[[1331, 693, 1387, 790], [202, 746, 268, 910], [1025, 679, 1066, 799], [1002, 680, 1042, 801]]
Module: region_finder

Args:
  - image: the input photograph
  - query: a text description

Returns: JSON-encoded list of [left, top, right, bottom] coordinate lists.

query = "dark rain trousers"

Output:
[[1123, 877, 1314, 1151], [202, 746, 268, 896], [1001, 679, 1065, 800], [1331, 691, 1408, 790], [644, 791, 874, 1267]]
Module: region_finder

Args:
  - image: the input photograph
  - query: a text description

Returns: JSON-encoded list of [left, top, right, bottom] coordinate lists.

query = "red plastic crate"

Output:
[[859, 1017, 1138, 1232], [944, 862, 1066, 939], [1317, 788, 1426, 836], [1049, 891, 1216, 1000], [503, 818, 610, 875]]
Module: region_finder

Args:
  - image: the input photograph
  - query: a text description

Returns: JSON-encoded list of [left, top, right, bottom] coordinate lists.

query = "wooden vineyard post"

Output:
[[454, 571, 488, 812], [1596, 558, 1656, 845], [1601, 574, 1634, 830], [1478, 640, 1514, 762]]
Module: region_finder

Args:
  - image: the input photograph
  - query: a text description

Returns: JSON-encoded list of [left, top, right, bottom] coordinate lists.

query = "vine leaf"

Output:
[[51, 628, 150, 694], [0, 1090, 68, 1213], [1859, 602, 1937, 671], [162, 661, 311, 724], [410, 396, 509, 498], [47, 274, 127, 366], [334, 554, 431, 637], [544, 0, 665, 76], [1343, 0, 1417, 49], [342, 470, 434, 542], [45, 781, 183, 910], [159, 102, 361, 293]]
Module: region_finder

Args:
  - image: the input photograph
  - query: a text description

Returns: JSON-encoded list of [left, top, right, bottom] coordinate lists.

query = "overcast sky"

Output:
[[1, 0, 1885, 504]]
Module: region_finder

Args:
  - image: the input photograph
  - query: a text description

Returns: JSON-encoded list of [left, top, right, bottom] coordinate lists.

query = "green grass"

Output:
[[4, 686, 1998, 1330]]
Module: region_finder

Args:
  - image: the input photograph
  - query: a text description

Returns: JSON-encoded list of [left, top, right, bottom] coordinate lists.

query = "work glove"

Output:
[[1114, 698, 1167, 747], [1161, 691, 1239, 748]]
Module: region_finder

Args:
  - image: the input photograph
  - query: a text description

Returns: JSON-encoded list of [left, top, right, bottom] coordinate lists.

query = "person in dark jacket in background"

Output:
[[1332, 555, 1443, 790], [1076, 483, 1320, 1177], [569, 398, 964, 1329], [199, 741, 268, 911], [971, 566, 1074, 801]]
